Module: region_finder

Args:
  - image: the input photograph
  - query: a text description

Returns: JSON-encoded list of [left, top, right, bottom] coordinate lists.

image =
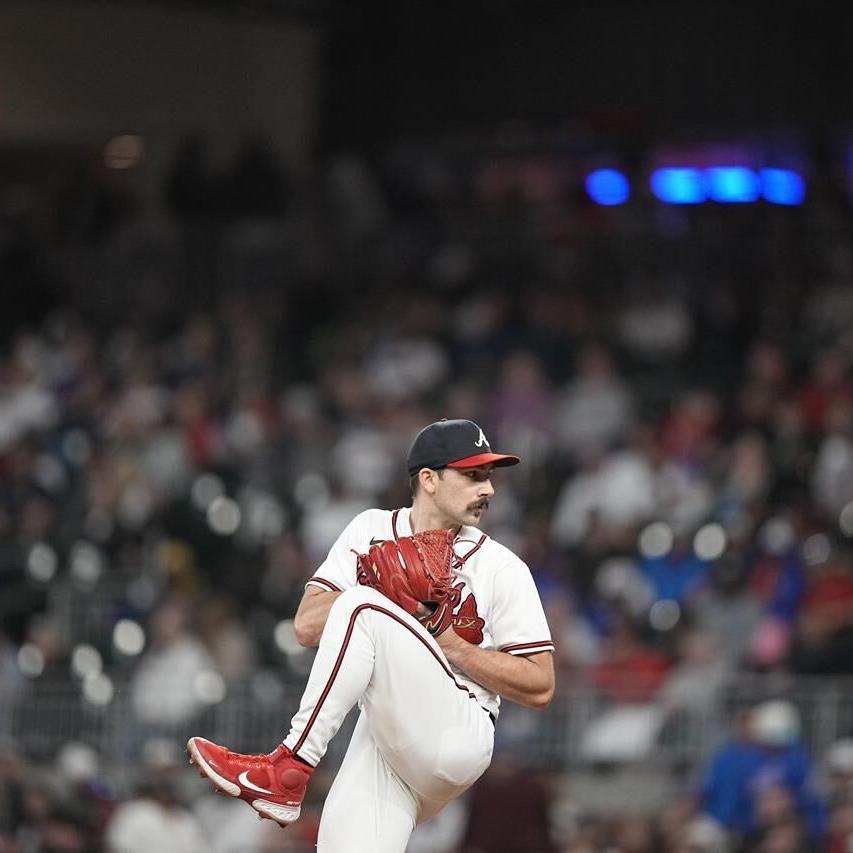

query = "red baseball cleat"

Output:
[[187, 736, 314, 827]]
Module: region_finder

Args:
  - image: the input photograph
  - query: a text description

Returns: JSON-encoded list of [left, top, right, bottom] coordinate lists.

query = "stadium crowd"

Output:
[[2, 130, 853, 851]]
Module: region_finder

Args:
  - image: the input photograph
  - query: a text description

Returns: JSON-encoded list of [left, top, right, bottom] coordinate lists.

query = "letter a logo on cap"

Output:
[[474, 427, 489, 448]]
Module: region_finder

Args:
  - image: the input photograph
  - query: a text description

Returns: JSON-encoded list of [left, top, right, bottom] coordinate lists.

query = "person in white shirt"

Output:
[[105, 739, 206, 853]]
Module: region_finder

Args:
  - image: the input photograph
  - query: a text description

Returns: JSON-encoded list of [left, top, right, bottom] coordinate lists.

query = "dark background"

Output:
[[69, 0, 853, 144], [321, 1, 853, 144]]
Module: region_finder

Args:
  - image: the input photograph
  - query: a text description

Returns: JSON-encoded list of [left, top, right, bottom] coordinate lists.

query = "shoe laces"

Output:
[[222, 748, 271, 767]]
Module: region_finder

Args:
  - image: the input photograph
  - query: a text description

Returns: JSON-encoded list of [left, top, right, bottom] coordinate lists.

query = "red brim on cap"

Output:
[[447, 453, 520, 469]]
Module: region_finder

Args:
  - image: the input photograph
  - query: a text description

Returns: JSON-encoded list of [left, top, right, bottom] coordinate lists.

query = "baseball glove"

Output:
[[355, 530, 460, 635]]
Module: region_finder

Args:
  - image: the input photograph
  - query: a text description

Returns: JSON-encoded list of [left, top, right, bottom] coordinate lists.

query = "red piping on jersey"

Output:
[[291, 602, 477, 758], [455, 533, 486, 568], [306, 576, 342, 593], [391, 508, 401, 540], [499, 640, 555, 654]]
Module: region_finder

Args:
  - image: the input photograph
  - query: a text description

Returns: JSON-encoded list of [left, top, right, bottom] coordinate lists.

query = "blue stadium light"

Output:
[[706, 167, 760, 202], [650, 168, 706, 204], [760, 168, 806, 205], [585, 168, 630, 206]]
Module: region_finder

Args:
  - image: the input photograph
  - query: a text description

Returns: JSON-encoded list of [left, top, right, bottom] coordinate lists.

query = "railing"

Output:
[[3, 671, 852, 771]]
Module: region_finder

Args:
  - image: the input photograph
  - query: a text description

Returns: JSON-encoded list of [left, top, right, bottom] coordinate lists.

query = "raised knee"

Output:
[[327, 586, 394, 624], [326, 587, 422, 644], [335, 586, 386, 609]]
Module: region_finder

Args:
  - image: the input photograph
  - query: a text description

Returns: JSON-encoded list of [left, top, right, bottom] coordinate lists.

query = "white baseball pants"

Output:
[[282, 586, 494, 853]]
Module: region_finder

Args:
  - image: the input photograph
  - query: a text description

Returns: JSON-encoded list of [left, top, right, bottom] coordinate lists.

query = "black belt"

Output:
[[483, 707, 496, 725]]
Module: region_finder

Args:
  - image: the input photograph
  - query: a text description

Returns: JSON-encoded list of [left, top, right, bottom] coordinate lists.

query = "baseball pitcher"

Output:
[[188, 418, 555, 852]]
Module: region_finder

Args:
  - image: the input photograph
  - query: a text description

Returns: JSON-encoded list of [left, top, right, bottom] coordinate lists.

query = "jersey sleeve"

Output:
[[489, 551, 555, 656], [305, 511, 371, 593]]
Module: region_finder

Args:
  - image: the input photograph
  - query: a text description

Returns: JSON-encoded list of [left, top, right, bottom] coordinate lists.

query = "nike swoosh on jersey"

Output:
[[369, 537, 385, 546], [238, 771, 274, 795]]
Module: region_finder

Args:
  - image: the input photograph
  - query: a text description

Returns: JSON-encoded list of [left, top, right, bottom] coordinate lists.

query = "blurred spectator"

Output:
[[558, 815, 607, 852], [699, 700, 827, 845], [0, 741, 104, 853], [828, 799, 853, 853], [811, 394, 853, 519], [742, 783, 811, 852], [364, 332, 450, 405], [798, 346, 853, 438], [53, 741, 117, 848], [329, 422, 399, 500], [824, 738, 853, 804], [540, 585, 601, 673], [578, 612, 671, 762], [800, 263, 853, 349], [298, 475, 371, 565], [0, 743, 24, 846], [325, 152, 388, 247], [490, 349, 556, 476], [659, 389, 721, 468], [554, 341, 633, 462], [729, 340, 791, 437], [637, 531, 712, 609], [745, 517, 806, 670], [449, 288, 514, 378], [192, 789, 297, 853], [614, 283, 693, 367], [260, 530, 316, 615], [657, 629, 728, 718], [12, 614, 77, 764], [129, 593, 218, 734], [692, 551, 764, 669], [498, 287, 582, 386], [13, 779, 89, 852], [715, 430, 773, 526], [607, 814, 661, 852], [669, 814, 729, 853], [587, 611, 670, 704], [653, 458, 715, 541], [104, 738, 206, 853], [195, 593, 258, 683], [550, 446, 655, 548], [459, 753, 556, 853], [0, 342, 57, 454], [789, 546, 853, 674]]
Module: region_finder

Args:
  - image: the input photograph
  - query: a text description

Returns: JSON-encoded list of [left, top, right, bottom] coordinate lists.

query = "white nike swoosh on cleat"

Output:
[[238, 771, 275, 795]]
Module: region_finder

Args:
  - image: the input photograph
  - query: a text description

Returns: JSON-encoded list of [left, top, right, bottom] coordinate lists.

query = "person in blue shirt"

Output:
[[700, 700, 827, 844]]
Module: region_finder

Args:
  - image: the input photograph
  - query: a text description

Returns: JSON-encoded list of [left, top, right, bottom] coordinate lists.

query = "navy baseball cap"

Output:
[[406, 419, 520, 477]]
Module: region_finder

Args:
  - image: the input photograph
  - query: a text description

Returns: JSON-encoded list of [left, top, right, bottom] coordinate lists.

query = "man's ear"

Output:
[[419, 468, 439, 495]]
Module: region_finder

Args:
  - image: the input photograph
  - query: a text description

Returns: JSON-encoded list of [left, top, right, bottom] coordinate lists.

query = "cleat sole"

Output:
[[252, 799, 300, 826]]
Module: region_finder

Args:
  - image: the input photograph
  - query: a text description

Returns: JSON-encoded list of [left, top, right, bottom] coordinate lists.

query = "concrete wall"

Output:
[[0, 2, 320, 171]]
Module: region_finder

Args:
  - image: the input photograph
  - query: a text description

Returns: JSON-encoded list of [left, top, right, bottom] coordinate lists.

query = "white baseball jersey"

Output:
[[306, 505, 554, 718]]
